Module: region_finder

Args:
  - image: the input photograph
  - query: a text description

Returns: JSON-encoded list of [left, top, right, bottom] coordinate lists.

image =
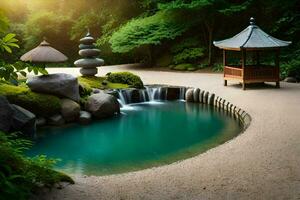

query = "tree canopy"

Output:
[[0, 0, 299, 68], [109, 10, 193, 53]]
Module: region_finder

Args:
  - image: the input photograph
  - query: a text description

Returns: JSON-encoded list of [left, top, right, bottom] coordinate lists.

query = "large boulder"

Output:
[[11, 104, 36, 136], [85, 93, 120, 119], [27, 73, 80, 102], [61, 99, 80, 122], [0, 96, 14, 132]]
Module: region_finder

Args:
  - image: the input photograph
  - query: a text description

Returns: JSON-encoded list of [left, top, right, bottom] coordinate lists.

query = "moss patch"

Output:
[[106, 72, 144, 89], [0, 84, 61, 117], [78, 76, 129, 90]]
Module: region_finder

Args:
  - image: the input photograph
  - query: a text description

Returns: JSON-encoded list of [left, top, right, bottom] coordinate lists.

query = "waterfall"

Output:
[[116, 86, 185, 106], [145, 86, 165, 101], [139, 89, 149, 102], [117, 90, 127, 106], [179, 87, 186, 100]]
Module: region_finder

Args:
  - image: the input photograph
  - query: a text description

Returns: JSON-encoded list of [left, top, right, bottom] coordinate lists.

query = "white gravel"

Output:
[[33, 65, 300, 200]]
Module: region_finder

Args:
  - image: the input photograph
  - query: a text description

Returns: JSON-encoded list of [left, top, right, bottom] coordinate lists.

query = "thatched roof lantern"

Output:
[[20, 40, 68, 63]]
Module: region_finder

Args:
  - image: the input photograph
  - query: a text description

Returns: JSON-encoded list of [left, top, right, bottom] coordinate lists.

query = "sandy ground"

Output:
[[34, 65, 300, 200]]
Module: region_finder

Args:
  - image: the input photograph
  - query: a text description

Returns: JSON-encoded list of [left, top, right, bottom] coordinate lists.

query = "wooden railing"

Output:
[[224, 65, 279, 82], [224, 66, 242, 78], [244, 66, 279, 81]]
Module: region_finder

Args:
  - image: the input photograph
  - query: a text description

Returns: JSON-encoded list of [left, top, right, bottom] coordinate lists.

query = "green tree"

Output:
[[109, 10, 193, 64], [159, 0, 250, 65]]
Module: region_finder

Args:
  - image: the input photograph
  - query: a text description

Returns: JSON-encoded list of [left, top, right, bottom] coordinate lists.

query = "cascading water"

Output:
[[116, 86, 186, 108], [139, 89, 149, 102], [179, 87, 186, 100], [146, 87, 163, 101]]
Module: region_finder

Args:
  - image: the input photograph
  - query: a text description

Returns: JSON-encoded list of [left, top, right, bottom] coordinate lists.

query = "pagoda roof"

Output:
[[213, 17, 291, 50]]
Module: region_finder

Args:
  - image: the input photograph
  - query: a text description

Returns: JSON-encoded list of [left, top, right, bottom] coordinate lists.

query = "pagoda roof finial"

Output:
[[250, 17, 255, 25]]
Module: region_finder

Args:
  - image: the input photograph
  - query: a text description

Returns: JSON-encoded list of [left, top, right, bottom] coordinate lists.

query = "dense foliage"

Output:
[[0, 61, 48, 84], [0, 0, 299, 75], [0, 131, 74, 200]]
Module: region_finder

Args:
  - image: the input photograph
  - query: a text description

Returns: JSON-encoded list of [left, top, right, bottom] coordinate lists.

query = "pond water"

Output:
[[27, 101, 242, 175]]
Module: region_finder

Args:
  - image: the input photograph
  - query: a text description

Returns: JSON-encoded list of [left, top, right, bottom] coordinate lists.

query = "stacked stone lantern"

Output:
[[74, 31, 104, 76]]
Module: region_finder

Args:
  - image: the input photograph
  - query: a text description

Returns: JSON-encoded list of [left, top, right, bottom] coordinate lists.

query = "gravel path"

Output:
[[35, 65, 300, 200]]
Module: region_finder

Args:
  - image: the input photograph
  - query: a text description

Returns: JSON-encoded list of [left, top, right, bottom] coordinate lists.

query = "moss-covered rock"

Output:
[[0, 84, 61, 117]]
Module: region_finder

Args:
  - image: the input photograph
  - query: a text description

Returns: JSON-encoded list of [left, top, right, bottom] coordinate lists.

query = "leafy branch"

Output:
[[0, 33, 19, 53]]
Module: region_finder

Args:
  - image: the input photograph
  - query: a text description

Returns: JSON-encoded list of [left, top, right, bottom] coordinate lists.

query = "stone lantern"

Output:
[[74, 31, 104, 76]]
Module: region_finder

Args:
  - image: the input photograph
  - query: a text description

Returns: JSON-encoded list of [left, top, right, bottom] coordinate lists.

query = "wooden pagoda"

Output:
[[213, 17, 291, 90]]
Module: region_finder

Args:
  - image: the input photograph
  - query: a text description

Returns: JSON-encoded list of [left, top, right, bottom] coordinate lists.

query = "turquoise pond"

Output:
[[27, 101, 242, 175]]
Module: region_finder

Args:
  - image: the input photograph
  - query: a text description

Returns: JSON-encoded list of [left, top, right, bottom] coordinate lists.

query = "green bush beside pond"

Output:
[[0, 84, 61, 117], [106, 72, 144, 89]]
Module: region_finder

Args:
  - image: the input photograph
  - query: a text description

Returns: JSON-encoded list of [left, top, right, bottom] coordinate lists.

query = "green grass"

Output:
[[0, 84, 61, 117], [78, 76, 129, 90]]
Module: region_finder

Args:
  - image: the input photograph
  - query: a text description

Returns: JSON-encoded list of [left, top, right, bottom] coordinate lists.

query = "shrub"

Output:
[[0, 131, 74, 200], [280, 57, 300, 80], [173, 47, 205, 64], [173, 63, 194, 71], [187, 67, 197, 71], [171, 37, 200, 53], [212, 63, 224, 72], [0, 84, 61, 117], [106, 72, 144, 89], [171, 37, 205, 64]]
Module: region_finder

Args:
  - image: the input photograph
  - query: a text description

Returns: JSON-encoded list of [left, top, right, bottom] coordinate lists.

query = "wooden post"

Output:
[[241, 49, 246, 90], [256, 51, 260, 65], [223, 50, 227, 86], [275, 49, 280, 88]]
